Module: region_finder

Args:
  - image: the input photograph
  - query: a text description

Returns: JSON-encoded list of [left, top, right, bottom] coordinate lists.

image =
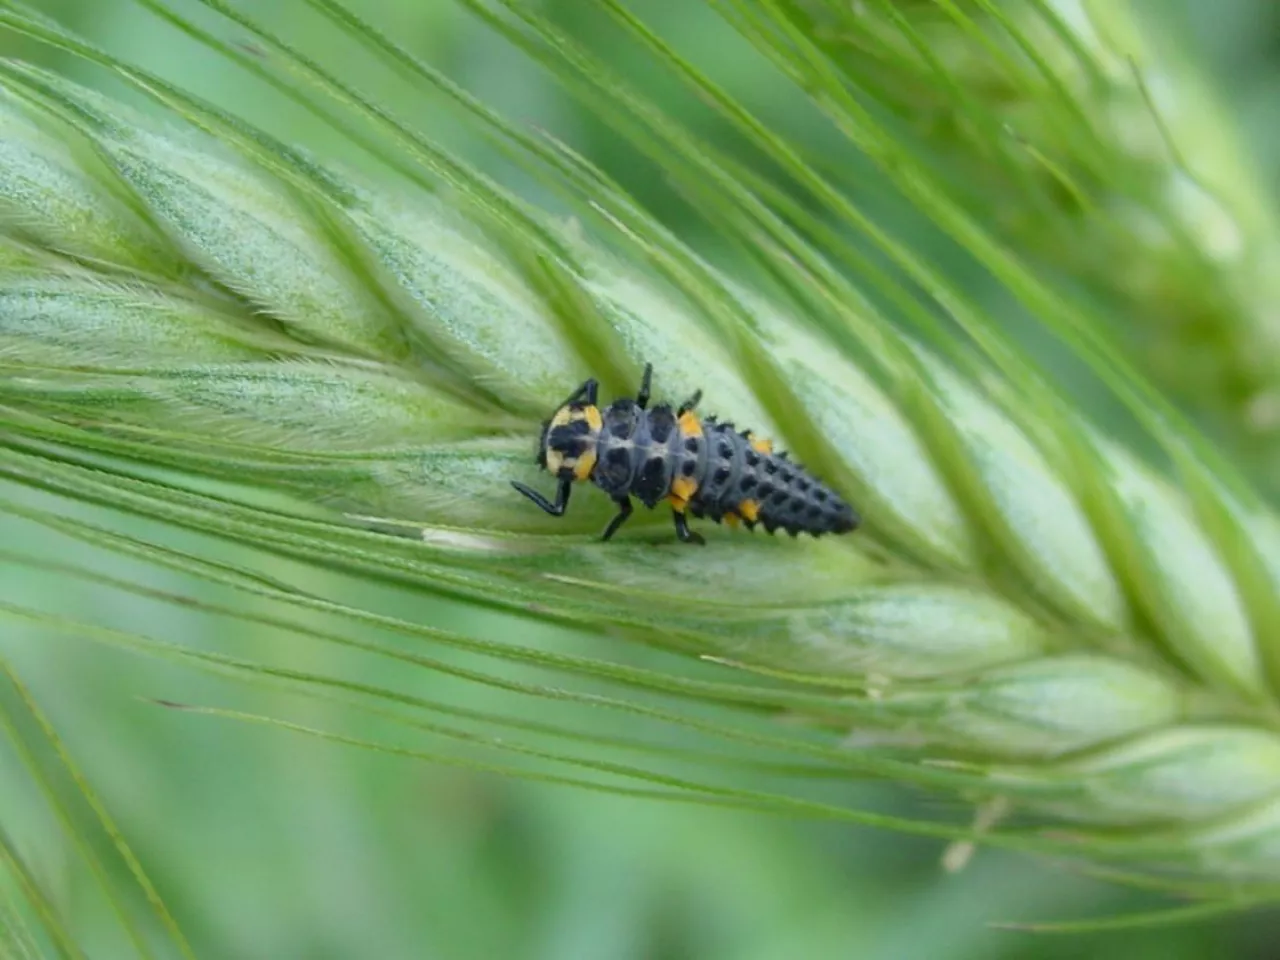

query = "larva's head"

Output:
[[537, 401, 602, 481]]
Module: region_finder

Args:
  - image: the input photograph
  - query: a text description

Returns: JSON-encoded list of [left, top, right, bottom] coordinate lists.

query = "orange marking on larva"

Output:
[[668, 494, 688, 513], [670, 475, 698, 502], [583, 404, 603, 431], [723, 512, 740, 529], [678, 410, 702, 438], [573, 448, 597, 481], [738, 499, 759, 522], [749, 433, 773, 454]]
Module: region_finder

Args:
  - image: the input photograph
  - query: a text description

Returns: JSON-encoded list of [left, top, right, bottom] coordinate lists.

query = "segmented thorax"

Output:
[[542, 402, 601, 481], [591, 399, 689, 507]]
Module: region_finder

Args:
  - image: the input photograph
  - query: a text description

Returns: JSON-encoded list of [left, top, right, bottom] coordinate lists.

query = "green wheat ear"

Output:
[[3, 0, 1280, 937], [792, 0, 1280, 488]]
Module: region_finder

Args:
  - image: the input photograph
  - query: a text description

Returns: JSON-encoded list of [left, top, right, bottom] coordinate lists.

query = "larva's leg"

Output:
[[558, 378, 598, 409], [635, 363, 653, 410], [512, 478, 572, 516], [677, 390, 702, 416], [672, 509, 705, 545], [601, 496, 633, 541]]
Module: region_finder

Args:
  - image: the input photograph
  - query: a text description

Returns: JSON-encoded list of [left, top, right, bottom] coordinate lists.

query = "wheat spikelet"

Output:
[[790, 0, 1280, 488], [2, 2, 1280, 909]]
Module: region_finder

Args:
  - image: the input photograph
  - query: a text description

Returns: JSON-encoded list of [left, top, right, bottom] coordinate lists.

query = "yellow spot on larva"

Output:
[[573, 448, 597, 481], [670, 475, 698, 502], [583, 405, 603, 431], [678, 410, 702, 438], [738, 499, 759, 522], [545, 449, 565, 474], [550, 405, 573, 428], [749, 433, 773, 454], [668, 495, 687, 513], [724, 512, 740, 528]]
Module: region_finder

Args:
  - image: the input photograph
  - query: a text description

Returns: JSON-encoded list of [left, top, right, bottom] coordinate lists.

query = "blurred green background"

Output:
[[3, 1, 1280, 957]]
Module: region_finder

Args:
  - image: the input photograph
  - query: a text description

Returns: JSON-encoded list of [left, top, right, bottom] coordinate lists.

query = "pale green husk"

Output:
[[2, 0, 1280, 940]]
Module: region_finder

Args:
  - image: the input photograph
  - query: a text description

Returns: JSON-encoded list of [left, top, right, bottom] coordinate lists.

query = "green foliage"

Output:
[[2, 0, 1280, 952]]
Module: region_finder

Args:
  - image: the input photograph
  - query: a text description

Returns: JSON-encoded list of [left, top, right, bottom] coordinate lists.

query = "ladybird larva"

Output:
[[511, 363, 860, 543]]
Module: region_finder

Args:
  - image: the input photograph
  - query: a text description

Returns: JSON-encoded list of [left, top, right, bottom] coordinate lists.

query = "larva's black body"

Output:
[[512, 364, 859, 543]]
